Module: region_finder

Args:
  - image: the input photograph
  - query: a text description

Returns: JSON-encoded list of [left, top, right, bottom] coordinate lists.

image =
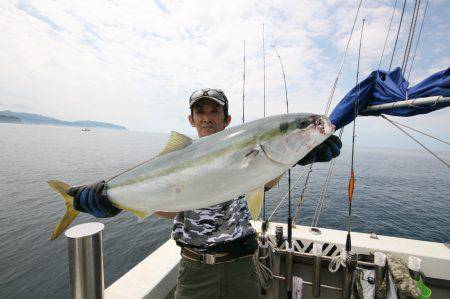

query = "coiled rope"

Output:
[[254, 240, 275, 289]]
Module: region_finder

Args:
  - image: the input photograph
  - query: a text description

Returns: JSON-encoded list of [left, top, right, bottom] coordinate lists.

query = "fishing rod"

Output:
[[343, 18, 365, 299], [261, 24, 268, 238], [272, 44, 293, 299], [242, 41, 246, 124]]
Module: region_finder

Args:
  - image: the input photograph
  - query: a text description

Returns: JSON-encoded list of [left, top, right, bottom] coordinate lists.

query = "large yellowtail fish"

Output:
[[48, 113, 334, 240]]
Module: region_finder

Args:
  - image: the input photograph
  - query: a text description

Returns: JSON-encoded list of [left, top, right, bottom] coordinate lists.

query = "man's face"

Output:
[[189, 99, 231, 137]]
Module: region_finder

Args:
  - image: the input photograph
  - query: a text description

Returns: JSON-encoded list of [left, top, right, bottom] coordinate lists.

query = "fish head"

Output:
[[260, 113, 335, 165]]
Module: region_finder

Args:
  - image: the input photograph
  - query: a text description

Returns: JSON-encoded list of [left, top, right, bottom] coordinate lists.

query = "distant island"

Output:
[[0, 110, 127, 130], [0, 115, 22, 124]]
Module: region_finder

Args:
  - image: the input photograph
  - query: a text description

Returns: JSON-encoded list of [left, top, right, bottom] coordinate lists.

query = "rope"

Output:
[[407, 0, 429, 81], [382, 115, 450, 167], [324, 0, 364, 115], [255, 241, 275, 290], [379, 0, 398, 70], [329, 250, 347, 273], [401, 0, 421, 75], [389, 0, 407, 71]]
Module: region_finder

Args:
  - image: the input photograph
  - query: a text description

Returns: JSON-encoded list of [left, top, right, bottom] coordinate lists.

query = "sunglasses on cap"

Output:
[[189, 88, 228, 108]]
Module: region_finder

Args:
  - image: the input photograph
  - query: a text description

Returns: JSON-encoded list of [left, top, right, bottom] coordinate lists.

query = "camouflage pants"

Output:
[[174, 255, 261, 299]]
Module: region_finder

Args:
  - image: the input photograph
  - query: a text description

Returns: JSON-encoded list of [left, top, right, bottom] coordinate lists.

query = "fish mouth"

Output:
[[312, 116, 334, 135]]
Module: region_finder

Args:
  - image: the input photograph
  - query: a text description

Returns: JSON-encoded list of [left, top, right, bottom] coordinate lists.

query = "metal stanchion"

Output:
[[65, 222, 105, 299], [374, 252, 387, 298], [312, 243, 323, 297], [285, 242, 294, 299]]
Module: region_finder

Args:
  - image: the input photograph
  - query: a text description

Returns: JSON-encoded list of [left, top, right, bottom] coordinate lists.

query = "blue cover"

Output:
[[329, 67, 450, 129]]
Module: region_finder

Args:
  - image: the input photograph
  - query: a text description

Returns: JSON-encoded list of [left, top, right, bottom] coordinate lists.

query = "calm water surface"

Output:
[[1, 123, 449, 298]]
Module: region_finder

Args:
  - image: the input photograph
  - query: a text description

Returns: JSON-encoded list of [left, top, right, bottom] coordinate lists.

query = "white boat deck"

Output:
[[105, 222, 450, 298]]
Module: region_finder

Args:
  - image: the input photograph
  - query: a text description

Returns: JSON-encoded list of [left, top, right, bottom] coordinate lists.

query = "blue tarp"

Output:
[[329, 67, 450, 130]]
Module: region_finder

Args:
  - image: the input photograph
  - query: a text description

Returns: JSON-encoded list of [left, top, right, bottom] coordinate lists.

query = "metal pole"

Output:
[[312, 243, 323, 297], [363, 96, 449, 113], [65, 222, 105, 299], [374, 252, 387, 298], [285, 242, 294, 299]]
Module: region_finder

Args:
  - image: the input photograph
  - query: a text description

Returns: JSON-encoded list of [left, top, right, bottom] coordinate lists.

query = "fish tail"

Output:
[[47, 180, 80, 240]]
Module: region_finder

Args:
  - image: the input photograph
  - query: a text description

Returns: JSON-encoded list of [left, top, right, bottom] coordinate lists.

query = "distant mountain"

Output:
[[0, 115, 22, 124], [0, 110, 127, 130]]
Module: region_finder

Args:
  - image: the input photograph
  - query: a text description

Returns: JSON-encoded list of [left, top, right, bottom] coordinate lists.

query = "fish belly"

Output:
[[107, 149, 286, 218]]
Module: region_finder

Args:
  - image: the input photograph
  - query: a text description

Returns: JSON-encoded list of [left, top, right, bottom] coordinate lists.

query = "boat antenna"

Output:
[[242, 40, 246, 124]]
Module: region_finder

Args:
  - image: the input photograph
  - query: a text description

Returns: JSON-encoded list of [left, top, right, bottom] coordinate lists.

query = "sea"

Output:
[[1, 123, 449, 299]]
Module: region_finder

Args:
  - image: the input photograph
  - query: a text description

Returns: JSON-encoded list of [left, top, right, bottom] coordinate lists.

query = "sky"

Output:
[[0, 0, 449, 152]]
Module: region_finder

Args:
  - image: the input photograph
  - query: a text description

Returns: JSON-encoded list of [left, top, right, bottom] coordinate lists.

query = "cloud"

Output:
[[0, 0, 448, 149]]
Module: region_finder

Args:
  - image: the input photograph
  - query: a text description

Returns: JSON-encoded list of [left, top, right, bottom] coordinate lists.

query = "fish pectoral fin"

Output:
[[260, 143, 291, 165], [158, 131, 193, 156], [245, 186, 265, 220], [47, 180, 80, 240]]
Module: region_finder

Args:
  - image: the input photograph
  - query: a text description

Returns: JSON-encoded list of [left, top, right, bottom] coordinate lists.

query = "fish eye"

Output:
[[297, 119, 310, 129]]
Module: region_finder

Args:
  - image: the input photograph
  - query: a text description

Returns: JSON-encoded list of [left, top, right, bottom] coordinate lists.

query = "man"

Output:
[[68, 88, 342, 298]]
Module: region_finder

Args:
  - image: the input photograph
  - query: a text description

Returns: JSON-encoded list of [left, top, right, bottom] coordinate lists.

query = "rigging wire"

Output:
[[378, 0, 398, 70], [389, 0, 407, 71], [308, 0, 364, 226], [407, 0, 429, 81], [306, 0, 363, 227], [386, 117, 449, 145], [382, 115, 450, 167], [293, 164, 312, 223], [324, 0, 364, 115], [267, 168, 309, 221], [401, 0, 421, 75], [310, 129, 343, 227]]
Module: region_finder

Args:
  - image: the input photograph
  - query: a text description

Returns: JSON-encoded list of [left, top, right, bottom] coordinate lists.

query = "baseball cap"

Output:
[[189, 88, 228, 108]]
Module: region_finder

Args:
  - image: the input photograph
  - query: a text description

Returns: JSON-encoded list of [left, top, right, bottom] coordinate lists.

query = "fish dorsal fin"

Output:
[[158, 131, 193, 156], [245, 186, 265, 220]]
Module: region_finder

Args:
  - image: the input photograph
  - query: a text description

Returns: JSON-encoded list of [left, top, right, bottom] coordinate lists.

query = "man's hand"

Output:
[[67, 181, 121, 218], [297, 135, 342, 166]]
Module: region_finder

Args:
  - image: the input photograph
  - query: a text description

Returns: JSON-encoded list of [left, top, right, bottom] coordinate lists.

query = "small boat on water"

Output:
[[81, 128, 91, 132]]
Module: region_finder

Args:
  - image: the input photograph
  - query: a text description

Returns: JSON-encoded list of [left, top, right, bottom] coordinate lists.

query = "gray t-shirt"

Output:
[[171, 196, 256, 248]]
